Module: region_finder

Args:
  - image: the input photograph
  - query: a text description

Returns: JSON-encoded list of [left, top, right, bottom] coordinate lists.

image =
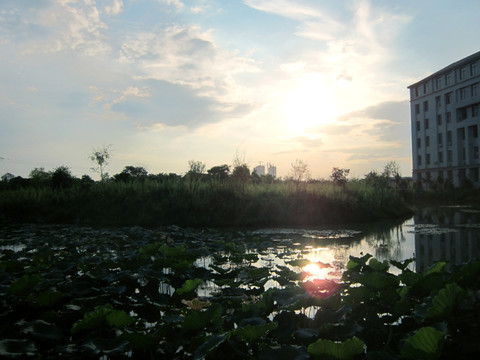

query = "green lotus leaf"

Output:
[[368, 258, 389, 272], [176, 278, 203, 295], [307, 336, 365, 359], [233, 321, 278, 342], [105, 310, 135, 328], [425, 282, 465, 319], [287, 259, 311, 268], [8, 274, 41, 296], [401, 327, 444, 359], [0, 339, 36, 357]]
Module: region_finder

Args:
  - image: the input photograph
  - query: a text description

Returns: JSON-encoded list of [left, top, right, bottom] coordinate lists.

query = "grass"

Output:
[[0, 177, 411, 228]]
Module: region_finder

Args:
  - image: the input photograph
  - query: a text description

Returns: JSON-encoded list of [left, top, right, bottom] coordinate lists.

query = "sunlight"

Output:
[[282, 76, 338, 134]]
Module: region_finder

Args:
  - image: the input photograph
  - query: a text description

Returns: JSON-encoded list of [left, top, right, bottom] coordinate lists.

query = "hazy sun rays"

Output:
[[282, 75, 338, 135]]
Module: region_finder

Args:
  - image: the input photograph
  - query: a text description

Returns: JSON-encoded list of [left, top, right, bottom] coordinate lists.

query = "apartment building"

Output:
[[409, 51, 480, 187]]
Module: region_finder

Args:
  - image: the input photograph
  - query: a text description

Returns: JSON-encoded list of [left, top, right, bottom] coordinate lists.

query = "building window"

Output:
[[416, 121, 421, 131], [446, 112, 452, 123], [438, 133, 443, 146], [438, 152, 443, 163], [426, 136, 430, 147], [415, 87, 419, 97], [469, 125, 478, 138], [447, 131, 452, 146], [472, 83, 479, 97], [436, 77, 442, 89], [462, 148, 466, 161], [448, 170, 453, 180], [460, 67, 467, 80], [458, 107, 468, 121], [423, 101, 429, 112], [424, 83, 429, 94], [473, 104, 480, 117], [445, 92, 452, 105], [448, 150, 453, 162], [475, 146, 479, 160], [459, 127, 466, 141], [417, 155, 422, 166], [436, 96, 441, 109], [415, 104, 420, 114], [417, 138, 421, 148], [446, 73, 452, 85], [425, 118, 429, 129], [437, 114, 442, 125], [472, 62, 478, 75], [459, 87, 467, 100], [426, 154, 431, 165]]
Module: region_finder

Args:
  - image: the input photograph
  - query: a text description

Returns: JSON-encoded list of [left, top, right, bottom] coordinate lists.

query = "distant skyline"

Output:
[[1, 0, 479, 180]]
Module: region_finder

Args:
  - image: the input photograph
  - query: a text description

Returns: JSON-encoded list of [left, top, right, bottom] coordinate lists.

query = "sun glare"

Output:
[[283, 77, 338, 134]]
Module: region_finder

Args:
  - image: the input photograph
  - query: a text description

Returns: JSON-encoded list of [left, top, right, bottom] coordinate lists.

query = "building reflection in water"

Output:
[[414, 206, 480, 271]]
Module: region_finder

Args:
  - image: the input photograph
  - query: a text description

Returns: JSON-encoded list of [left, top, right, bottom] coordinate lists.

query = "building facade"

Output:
[[409, 51, 480, 187]]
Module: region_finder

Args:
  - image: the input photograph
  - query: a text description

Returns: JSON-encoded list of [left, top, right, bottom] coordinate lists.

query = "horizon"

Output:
[[1, 1, 479, 180]]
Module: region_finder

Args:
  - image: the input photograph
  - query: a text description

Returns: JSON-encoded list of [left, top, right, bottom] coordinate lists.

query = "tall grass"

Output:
[[0, 177, 411, 227]]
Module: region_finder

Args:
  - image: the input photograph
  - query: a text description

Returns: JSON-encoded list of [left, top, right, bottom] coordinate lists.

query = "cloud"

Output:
[[158, 0, 185, 11], [104, 0, 124, 15]]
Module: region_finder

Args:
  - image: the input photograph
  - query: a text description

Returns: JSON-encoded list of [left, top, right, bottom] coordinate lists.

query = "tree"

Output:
[[290, 159, 310, 191], [114, 166, 148, 183], [29, 167, 52, 187], [51, 166, 74, 189], [207, 164, 230, 190], [185, 160, 206, 195], [232, 164, 250, 193], [90, 145, 111, 181], [330, 167, 350, 189]]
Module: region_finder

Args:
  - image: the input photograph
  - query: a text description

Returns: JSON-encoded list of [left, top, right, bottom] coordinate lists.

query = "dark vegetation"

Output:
[[1, 224, 479, 359], [0, 160, 413, 227]]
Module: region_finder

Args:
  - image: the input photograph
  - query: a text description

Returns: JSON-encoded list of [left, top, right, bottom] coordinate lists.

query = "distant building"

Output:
[[253, 165, 265, 176], [408, 51, 480, 187], [267, 164, 277, 178]]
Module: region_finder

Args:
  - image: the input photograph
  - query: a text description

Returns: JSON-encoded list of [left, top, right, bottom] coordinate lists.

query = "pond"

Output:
[[1, 205, 480, 358]]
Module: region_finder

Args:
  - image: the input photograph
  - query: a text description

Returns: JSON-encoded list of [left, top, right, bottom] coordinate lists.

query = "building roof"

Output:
[[407, 50, 480, 89]]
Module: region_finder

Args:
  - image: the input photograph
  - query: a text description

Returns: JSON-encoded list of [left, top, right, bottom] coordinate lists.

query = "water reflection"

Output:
[[414, 206, 480, 271]]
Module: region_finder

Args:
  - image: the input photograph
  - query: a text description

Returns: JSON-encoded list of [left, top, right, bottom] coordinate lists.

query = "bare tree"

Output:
[[290, 159, 310, 191], [90, 145, 111, 181]]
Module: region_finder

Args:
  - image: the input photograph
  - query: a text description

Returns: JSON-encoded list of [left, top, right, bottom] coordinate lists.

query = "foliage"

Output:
[[330, 167, 350, 188], [89, 145, 111, 181], [1, 223, 480, 358]]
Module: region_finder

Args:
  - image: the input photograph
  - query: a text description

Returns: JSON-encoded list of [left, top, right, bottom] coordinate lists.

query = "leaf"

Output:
[[390, 258, 415, 271], [105, 310, 135, 328], [425, 282, 465, 319], [0, 339, 36, 357], [183, 303, 221, 331], [27, 290, 63, 307], [307, 337, 365, 359], [427, 262, 446, 275], [193, 333, 229, 360], [23, 320, 64, 342], [259, 344, 310, 360], [8, 274, 41, 296], [347, 254, 372, 270], [357, 271, 399, 290], [368, 258, 389, 272], [176, 278, 203, 295], [81, 338, 130, 356], [401, 327, 444, 359], [72, 305, 113, 334], [287, 259, 311, 268], [233, 322, 278, 342]]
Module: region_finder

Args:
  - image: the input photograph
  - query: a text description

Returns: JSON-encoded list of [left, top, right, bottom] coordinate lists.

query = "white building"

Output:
[[409, 51, 480, 187], [253, 165, 265, 176], [267, 164, 277, 178]]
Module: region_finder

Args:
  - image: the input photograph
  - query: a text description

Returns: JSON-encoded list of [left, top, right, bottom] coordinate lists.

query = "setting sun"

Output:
[[283, 76, 338, 134]]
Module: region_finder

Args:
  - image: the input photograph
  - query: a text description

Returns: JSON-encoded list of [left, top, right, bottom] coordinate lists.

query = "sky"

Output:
[[1, 0, 480, 180]]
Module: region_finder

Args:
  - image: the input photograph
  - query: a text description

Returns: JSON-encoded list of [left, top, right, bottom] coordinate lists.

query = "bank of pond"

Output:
[[1, 222, 480, 359]]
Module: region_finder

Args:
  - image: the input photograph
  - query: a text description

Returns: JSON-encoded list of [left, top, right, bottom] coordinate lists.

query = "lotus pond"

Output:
[[1, 208, 480, 359]]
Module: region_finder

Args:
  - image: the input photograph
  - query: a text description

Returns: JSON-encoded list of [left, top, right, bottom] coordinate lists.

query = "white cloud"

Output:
[[158, 0, 185, 11], [104, 0, 124, 15], [119, 25, 261, 103]]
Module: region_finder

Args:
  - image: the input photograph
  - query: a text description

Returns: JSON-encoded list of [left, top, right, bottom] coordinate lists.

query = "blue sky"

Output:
[[1, 0, 479, 179]]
